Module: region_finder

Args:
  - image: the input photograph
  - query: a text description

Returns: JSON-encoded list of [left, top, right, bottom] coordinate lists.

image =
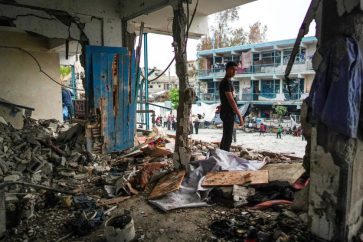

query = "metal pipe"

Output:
[[71, 65, 77, 99], [147, 102, 172, 110], [143, 33, 149, 130]]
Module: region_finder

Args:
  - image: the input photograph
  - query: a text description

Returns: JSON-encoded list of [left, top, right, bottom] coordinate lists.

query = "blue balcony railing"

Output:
[[199, 92, 308, 103], [198, 61, 313, 78]]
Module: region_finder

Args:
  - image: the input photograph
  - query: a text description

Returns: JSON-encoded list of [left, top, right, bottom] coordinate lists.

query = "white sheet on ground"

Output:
[[148, 149, 267, 211]]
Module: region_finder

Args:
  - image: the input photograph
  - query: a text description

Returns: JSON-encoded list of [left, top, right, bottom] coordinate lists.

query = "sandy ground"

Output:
[[164, 128, 307, 158]]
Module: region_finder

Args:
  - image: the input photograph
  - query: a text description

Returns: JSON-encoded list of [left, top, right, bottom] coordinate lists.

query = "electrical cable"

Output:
[[147, 0, 199, 83], [0, 46, 84, 91]]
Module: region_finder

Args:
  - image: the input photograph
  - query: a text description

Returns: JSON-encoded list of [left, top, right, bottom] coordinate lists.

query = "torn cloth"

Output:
[[148, 149, 267, 211], [307, 36, 363, 138]]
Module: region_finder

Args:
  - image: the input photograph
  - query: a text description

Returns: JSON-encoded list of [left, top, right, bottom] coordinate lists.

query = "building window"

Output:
[[233, 81, 239, 100], [213, 57, 224, 70], [260, 80, 280, 99], [261, 50, 281, 66], [207, 81, 215, 93], [283, 78, 305, 100], [224, 56, 232, 62], [159, 85, 161, 88], [149, 85, 153, 88], [283, 47, 306, 64]]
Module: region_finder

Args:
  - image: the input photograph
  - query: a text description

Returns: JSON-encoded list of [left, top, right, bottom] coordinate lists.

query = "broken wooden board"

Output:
[[97, 196, 130, 206], [262, 163, 305, 184], [148, 170, 186, 200], [202, 170, 269, 187], [118, 149, 144, 159], [149, 146, 173, 158]]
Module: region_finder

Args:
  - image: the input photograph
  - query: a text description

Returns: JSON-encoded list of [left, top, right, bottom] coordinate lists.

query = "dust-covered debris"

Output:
[[1, 117, 309, 241]]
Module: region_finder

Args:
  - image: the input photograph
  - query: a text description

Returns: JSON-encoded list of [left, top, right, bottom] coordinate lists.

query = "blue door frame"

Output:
[[85, 46, 137, 153]]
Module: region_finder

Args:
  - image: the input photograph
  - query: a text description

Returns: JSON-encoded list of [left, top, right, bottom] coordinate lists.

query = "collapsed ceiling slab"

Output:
[[120, 0, 256, 38]]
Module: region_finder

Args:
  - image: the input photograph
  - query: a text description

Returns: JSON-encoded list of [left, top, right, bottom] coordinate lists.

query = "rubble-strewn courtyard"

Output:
[[0, 118, 311, 242], [167, 128, 307, 158]]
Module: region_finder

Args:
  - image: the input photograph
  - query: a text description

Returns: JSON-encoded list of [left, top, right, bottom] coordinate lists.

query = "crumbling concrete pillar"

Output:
[[308, 1, 363, 241], [171, 0, 196, 170]]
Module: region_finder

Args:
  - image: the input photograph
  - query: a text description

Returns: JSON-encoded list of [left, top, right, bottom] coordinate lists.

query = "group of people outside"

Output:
[[155, 113, 177, 131]]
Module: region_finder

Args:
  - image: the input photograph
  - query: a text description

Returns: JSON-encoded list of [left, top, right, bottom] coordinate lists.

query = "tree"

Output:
[[248, 21, 267, 44], [60, 65, 71, 80], [228, 27, 248, 46], [170, 88, 179, 109], [274, 105, 288, 123], [197, 8, 268, 51]]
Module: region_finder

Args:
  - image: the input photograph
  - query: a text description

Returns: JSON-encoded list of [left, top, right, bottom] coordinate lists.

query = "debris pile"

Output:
[[0, 118, 176, 241], [0, 116, 309, 241], [189, 139, 301, 164], [209, 207, 310, 241]]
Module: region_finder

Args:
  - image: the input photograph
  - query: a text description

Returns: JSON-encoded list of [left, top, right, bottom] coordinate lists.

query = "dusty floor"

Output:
[[12, 195, 308, 242], [83, 196, 217, 242], [3, 123, 309, 242], [5, 189, 309, 242]]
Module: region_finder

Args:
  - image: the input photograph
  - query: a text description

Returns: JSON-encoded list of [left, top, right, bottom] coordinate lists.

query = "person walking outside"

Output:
[[163, 115, 167, 128], [219, 62, 243, 151], [277, 125, 283, 139], [194, 115, 200, 134], [260, 123, 266, 135]]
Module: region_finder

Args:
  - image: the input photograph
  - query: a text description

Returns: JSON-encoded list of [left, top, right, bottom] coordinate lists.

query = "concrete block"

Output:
[[4, 174, 20, 182]]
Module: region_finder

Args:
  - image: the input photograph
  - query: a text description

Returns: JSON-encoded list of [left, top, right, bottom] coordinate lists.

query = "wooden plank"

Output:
[[262, 163, 305, 184], [148, 170, 186, 200], [202, 170, 269, 187], [97, 196, 130, 206]]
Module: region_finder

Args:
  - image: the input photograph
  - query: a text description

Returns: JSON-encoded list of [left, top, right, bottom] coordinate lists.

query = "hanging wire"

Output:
[[0, 46, 84, 91], [147, 0, 199, 83]]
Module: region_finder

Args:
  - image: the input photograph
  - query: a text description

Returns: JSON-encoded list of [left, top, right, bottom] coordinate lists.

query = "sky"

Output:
[[140, 0, 315, 75]]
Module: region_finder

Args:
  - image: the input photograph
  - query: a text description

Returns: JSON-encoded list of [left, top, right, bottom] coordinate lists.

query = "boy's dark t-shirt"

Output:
[[219, 78, 234, 116]]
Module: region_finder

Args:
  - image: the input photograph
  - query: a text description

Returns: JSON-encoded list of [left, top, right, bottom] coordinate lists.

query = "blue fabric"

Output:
[[63, 105, 69, 120], [307, 37, 363, 138], [62, 88, 73, 106]]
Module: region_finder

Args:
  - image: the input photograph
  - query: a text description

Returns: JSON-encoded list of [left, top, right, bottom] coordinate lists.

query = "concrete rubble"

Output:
[[0, 116, 312, 241]]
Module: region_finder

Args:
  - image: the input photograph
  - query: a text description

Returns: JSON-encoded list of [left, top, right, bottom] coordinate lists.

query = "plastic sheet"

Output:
[[149, 149, 267, 211]]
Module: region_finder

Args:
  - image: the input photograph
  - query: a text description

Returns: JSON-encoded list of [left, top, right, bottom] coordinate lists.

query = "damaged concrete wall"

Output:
[[0, 0, 122, 46], [0, 0, 124, 122], [0, 29, 62, 121], [307, 0, 363, 241]]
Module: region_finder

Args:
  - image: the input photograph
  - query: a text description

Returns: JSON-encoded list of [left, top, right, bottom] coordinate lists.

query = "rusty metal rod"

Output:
[[284, 0, 321, 96]]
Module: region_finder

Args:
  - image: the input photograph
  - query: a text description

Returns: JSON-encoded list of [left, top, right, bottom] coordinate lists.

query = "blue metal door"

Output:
[[85, 46, 137, 153]]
